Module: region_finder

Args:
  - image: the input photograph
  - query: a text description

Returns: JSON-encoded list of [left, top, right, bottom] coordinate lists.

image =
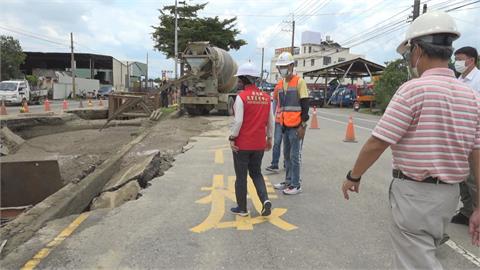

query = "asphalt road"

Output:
[[2, 108, 479, 269]]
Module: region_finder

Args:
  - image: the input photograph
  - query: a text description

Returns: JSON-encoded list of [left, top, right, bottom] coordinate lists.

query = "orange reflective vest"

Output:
[[276, 75, 302, 127]]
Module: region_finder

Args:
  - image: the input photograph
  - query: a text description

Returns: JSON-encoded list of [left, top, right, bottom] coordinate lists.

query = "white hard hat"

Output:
[[276, 52, 295, 67], [397, 10, 460, 54], [235, 62, 260, 77]]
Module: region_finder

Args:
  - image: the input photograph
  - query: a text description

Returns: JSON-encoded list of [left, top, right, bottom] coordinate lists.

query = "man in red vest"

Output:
[[229, 62, 274, 217]]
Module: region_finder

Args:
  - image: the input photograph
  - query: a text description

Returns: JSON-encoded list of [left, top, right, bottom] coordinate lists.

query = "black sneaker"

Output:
[[266, 165, 279, 172], [438, 234, 450, 245], [261, 200, 272, 216], [230, 207, 249, 217], [451, 212, 469, 225]]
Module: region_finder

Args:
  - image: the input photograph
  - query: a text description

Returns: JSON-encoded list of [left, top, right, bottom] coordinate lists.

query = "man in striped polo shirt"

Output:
[[341, 11, 480, 269]]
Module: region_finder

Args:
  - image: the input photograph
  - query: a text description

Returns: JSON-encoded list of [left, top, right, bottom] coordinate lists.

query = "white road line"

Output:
[[316, 110, 380, 124], [445, 240, 480, 267], [316, 115, 373, 132]]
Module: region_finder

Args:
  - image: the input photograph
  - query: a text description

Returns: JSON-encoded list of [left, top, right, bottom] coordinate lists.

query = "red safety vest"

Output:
[[276, 75, 302, 127], [235, 84, 271, 151]]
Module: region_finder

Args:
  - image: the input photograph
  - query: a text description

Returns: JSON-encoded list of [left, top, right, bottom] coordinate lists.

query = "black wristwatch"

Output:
[[228, 136, 236, 141], [346, 170, 361, 182]]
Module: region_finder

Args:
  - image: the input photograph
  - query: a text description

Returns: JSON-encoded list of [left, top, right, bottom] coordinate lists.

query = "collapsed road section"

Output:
[[0, 106, 214, 258]]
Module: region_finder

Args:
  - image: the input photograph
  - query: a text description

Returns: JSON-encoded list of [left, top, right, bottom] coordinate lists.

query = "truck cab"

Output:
[[0, 80, 30, 105]]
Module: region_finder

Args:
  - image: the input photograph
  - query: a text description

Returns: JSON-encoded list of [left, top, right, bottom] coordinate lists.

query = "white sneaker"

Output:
[[273, 182, 287, 190], [283, 186, 302, 195]]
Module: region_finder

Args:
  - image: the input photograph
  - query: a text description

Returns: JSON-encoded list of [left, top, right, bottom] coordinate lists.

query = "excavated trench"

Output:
[[0, 111, 214, 257]]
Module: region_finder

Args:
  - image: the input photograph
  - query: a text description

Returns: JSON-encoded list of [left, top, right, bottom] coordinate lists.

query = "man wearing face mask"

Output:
[[272, 52, 310, 195], [341, 11, 480, 269], [451, 47, 480, 226]]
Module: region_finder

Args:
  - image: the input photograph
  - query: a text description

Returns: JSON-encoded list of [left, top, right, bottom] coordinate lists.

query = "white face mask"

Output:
[[279, 68, 289, 78], [454, 60, 467, 74], [408, 53, 421, 79]]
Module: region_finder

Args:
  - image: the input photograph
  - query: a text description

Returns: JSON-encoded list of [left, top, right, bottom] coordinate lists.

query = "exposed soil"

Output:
[[7, 113, 213, 186]]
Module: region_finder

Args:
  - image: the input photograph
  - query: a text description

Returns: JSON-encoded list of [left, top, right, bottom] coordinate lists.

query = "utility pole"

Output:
[[126, 61, 129, 91], [70, 32, 76, 98], [413, 0, 421, 20], [291, 14, 295, 54], [174, 0, 178, 80], [260, 47, 264, 87], [146, 52, 149, 89]]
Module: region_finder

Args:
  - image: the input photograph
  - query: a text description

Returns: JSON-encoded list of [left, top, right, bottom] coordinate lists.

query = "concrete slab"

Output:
[[91, 181, 141, 209], [0, 127, 25, 154]]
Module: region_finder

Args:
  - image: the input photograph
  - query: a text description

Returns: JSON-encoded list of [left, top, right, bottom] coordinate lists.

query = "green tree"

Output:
[[375, 59, 409, 112], [0, 35, 26, 80], [152, 2, 247, 58], [26, 74, 38, 87]]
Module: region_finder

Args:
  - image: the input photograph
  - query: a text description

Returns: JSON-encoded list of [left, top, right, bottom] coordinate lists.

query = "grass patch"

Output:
[[160, 106, 178, 116]]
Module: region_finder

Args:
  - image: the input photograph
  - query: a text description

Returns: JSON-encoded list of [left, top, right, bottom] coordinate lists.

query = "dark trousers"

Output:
[[233, 150, 269, 211]]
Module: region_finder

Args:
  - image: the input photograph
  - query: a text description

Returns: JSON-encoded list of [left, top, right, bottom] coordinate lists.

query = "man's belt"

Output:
[[392, 169, 449, 185]]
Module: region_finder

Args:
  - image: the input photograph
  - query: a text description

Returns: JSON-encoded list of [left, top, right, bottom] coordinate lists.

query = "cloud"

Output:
[[1, 0, 478, 78]]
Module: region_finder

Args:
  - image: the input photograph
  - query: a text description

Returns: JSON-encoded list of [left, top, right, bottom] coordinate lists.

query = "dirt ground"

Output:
[[8, 113, 214, 185]]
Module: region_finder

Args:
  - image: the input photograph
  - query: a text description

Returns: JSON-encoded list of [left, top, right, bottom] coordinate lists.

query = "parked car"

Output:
[[0, 80, 31, 105], [329, 87, 355, 107], [97, 85, 115, 99], [309, 90, 325, 107]]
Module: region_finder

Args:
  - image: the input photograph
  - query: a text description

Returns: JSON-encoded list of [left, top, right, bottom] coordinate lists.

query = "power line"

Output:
[[445, 0, 480, 11], [0, 25, 70, 48]]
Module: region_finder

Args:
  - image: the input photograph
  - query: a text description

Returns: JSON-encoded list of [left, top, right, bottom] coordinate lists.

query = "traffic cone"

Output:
[[343, 116, 357, 143], [310, 106, 319, 129], [98, 99, 103, 107], [44, 99, 51, 112], [21, 101, 30, 113], [79, 100, 84, 108], [88, 99, 93, 107], [62, 99, 69, 111], [0, 100, 7, 115]]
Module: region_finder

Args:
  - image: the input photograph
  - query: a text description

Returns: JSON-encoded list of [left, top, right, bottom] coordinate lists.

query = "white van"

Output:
[[0, 80, 31, 105]]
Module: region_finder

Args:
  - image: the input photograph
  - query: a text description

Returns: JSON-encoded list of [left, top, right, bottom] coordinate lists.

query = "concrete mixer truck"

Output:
[[179, 42, 238, 116]]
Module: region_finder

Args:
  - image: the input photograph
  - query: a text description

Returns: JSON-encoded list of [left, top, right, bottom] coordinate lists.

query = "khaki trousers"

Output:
[[389, 178, 460, 270]]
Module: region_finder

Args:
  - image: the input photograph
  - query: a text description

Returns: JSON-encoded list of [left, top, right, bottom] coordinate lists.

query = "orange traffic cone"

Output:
[[310, 106, 319, 129], [44, 99, 51, 112], [87, 99, 93, 107], [98, 99, 104, 107], [79, 100, 84, 108], [343, 116, 357, 143], [62, 99, 69, 111], [21, 101, 30, 113], [0, 100, 7, 115]]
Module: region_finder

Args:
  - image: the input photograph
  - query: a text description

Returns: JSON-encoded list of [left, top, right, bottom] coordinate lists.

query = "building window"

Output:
[[308, 46, 312, 53], [303, 59, 306, 66], [275, 74, 278, 80], [338, 57, 346, 62], [303, 47, 306, 54], [311, 59, 315, 66], [294, 60, 298, 67], [323, 56, 331, 66]]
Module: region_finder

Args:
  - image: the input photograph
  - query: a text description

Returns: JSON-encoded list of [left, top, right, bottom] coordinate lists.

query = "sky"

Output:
[[1, 0, 479, 79]]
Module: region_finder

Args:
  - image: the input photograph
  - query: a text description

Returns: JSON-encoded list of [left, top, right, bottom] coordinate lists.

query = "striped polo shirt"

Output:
[[372, 68, 480, 183]]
